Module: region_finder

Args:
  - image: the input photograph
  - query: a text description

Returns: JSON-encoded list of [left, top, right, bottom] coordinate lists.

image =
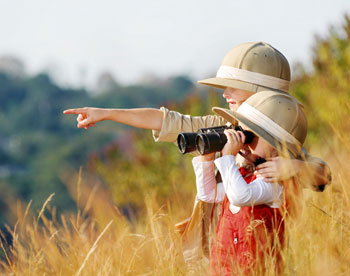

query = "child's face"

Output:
[[240, 123, 278, 160], [222, 87, 254, 111], [248, 134, 278, 160]]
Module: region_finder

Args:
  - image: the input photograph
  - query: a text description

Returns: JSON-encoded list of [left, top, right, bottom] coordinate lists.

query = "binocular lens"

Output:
[[177, 125, 256, 155], [177, 133, 197, 154], [195, 135, 208, 155], [196, 132, 227, 155]]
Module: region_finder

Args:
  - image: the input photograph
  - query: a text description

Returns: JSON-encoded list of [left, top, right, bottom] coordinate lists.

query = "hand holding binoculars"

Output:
[[177, 125, 255, 155]]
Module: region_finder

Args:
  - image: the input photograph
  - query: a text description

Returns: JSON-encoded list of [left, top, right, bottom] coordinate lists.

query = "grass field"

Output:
[[1, 15, 349, 275], [1, 137, 349, 276]]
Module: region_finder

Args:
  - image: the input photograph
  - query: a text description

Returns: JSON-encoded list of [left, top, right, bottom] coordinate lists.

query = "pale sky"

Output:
[[0, 0, 349, 87]]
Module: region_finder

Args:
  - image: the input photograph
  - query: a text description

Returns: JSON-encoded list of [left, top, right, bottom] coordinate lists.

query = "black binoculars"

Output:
[[177, 125, 255, 155]]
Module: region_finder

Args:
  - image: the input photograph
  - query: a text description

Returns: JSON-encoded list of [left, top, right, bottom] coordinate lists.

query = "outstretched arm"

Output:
[[255, 156, 331, 191], [63, 107, 163, 130], [64, 106, 228, 144]]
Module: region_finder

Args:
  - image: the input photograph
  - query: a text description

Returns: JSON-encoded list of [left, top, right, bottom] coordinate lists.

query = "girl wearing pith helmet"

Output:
[[193, 90, 308, 275], [64, 42, 330, 192], [63, 42, 330, 261]]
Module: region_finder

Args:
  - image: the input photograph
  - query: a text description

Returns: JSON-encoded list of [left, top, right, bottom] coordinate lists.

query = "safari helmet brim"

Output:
[[212, 91, 307, 158]]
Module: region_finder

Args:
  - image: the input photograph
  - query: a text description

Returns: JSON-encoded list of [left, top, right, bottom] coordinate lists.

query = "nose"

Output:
[[222, 88, 229, 99]]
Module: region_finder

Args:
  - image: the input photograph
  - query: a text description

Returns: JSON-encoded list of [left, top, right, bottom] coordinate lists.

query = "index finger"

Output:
[[223, 130, 231, 144], [63, 108, 86, 115], [224, 129, 235, 141], [237, 131, 246, 144]]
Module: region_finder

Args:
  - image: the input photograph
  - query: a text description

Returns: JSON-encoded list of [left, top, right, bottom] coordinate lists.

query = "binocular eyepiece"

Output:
[[177, 125, 255, 155]]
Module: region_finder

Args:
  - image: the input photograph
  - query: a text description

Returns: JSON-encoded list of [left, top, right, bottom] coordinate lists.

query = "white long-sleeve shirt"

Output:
[[192, 155, 283, 214]]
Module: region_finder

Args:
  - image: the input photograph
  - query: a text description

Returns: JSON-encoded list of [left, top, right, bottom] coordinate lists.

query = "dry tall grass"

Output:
[[1, 139, 349, 276], [0, 167, 194, 276]]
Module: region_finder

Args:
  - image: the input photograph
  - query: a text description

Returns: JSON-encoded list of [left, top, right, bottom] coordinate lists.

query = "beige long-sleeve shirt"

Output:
[[152, 107, 331, 190]]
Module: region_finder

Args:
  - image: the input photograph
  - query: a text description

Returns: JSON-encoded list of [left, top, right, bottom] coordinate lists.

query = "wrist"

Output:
[[222, 150, 239, 157], [215, 154, 237, 168], [198, 153, 215, 162], [104, 108, 117, 121]]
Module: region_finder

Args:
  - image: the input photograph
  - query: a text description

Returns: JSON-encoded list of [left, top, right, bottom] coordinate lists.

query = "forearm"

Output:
[[104, 108, 163, 130], [214, 155, 253, 206], [215, 155, 283, 207], [256, 153, 331, 191], [192, 157, 225, 203]]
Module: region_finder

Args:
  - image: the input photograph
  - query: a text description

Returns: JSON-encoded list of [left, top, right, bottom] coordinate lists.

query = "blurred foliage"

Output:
[[0, 70, 198, 223], [0, 13, 349, 233], [290, 14, 350, 148], [0, 12, 349, 276], [86, 90, 223, 218]]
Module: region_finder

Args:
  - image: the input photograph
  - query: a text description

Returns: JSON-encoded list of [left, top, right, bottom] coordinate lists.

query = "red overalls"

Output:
[[210, 167, 285, 275]]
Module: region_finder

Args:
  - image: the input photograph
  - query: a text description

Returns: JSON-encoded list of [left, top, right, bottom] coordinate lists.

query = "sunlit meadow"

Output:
[[0, 14, 349, 276]]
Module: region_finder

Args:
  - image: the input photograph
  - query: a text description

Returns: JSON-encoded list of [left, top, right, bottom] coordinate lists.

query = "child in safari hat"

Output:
[[64, 41, 330, 191], [63, 42, 330, 261], [193, 90, 308, 275]]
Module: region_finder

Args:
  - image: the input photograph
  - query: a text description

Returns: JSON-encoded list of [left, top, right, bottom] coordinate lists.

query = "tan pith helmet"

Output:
[[212, 91, 307, 158], [199, 42, 291, 93]]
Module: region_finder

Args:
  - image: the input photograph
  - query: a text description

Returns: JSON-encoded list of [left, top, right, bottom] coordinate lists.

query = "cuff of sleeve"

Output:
[[152, 107, 176, 142], [192, 156, 215, 173], [192, 156, 215, 165], [152, 106, 169, 142], [153, 107, 193, 143], [214, 155, 236, 172]]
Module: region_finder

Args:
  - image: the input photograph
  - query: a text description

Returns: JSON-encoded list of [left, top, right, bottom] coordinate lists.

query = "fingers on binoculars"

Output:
[[224, 129, 243, 144]]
